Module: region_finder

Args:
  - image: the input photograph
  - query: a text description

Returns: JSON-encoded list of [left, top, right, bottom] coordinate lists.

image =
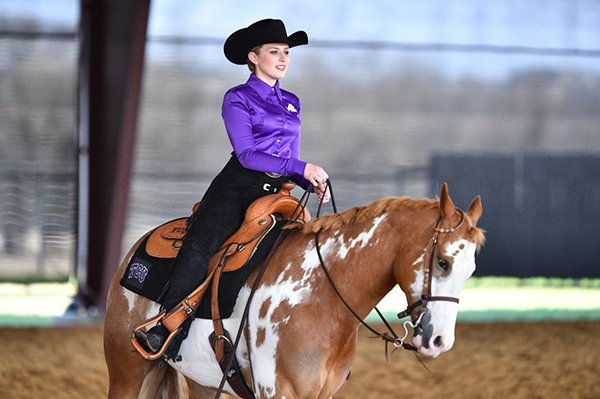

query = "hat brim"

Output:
[[224, 29, 308, 65]]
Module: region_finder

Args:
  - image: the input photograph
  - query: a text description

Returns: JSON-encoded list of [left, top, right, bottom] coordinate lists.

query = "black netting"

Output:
[[1, 1, 599, 279]]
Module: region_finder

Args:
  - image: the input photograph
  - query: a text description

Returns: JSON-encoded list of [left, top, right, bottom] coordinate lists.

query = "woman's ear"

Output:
[[248, 51, 258, 65]]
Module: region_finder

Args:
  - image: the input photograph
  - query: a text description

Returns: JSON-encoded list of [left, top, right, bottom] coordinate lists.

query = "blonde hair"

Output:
[[247, 45, 262, 73]]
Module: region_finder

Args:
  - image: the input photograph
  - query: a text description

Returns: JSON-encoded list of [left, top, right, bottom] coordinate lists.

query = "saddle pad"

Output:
[[119, 220, 292, 319], [119, 232, 175, 302]]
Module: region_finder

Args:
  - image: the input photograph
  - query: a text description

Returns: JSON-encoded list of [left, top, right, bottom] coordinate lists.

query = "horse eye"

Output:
[[437, 258, 450, 271]]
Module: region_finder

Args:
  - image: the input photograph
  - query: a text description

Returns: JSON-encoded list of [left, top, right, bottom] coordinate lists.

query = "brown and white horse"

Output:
[[104, 183, 484, 398]]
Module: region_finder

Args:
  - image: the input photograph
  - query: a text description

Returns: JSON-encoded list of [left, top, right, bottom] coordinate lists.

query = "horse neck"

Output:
[[312, 216, 401, 321], [310, 204, 438, 324]]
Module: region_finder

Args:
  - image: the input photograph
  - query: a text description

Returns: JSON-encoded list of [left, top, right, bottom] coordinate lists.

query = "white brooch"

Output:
[[286, 103, 298, 113]]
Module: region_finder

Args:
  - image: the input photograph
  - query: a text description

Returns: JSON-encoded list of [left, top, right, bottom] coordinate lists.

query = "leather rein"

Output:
[[314, 180, 466, 355]]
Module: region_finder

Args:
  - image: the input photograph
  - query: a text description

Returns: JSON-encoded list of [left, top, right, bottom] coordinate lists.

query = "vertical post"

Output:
[[77, 0, 151, 311]]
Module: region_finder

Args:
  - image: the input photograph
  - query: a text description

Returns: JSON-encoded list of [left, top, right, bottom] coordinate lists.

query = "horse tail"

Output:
[[139, 364, 187, 399]]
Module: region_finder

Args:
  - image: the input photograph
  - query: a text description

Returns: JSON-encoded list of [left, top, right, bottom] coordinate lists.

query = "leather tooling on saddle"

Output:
[[145, 217, 188, 259]]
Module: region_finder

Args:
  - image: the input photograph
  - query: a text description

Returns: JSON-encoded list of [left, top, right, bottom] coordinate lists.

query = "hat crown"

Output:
[[246, 19, 289, 42]]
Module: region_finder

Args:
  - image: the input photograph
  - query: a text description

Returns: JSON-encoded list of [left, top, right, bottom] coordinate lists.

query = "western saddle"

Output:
[[131, 182, 309, 363]]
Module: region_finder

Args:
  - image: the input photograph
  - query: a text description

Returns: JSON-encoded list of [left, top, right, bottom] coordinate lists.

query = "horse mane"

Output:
[[300, 196, 437, 234], [299, 196, 486, 252]]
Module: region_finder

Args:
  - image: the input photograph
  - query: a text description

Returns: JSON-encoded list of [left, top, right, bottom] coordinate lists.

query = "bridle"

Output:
[[397, 209, 465, 322]]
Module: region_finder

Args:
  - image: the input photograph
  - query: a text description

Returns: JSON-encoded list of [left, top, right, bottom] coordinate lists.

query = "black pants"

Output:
[[162, 156, 288, 310]]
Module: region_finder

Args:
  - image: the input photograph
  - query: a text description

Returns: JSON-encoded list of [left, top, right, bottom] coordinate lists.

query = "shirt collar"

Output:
[[246, 74, 282, 102]]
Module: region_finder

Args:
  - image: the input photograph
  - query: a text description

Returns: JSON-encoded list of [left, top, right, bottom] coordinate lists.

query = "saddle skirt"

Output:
[[145, 218, 186, 258]]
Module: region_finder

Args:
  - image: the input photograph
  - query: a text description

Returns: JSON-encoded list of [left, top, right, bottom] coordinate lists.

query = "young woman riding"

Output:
[[134, 18, 330, 355]]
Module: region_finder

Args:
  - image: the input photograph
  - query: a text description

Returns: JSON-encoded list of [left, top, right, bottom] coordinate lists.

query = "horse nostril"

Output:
[[434, 336, 444, 348]]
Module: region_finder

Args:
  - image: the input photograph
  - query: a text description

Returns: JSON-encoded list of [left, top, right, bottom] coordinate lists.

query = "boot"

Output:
[[134, 324, 169, 354]]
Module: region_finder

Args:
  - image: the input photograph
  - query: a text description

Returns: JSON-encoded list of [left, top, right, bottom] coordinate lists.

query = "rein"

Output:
[[314, 181, 466, 359], [313, 180, 418, 356]]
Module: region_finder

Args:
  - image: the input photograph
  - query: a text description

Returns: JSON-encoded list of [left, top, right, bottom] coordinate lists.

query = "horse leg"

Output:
[[105, 330, 157, 397], [103, 250, 171, 399], [106, 330, 187, 399], [104, 289, 159, 398]]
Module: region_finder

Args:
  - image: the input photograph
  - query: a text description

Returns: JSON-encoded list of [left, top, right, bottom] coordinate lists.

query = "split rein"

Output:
[[311, 180, 418, 357], [312, 180, 465, 360]]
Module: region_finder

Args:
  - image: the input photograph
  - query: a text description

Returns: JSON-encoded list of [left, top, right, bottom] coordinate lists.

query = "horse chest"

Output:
[[170, 271, 319, 396]]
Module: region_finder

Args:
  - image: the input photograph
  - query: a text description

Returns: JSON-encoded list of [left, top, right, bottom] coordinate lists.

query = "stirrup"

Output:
[[131, 311, 181, 360]]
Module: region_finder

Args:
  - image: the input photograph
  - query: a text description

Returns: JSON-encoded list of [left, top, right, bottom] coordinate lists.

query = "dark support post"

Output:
[[77, 0, 151, 311]]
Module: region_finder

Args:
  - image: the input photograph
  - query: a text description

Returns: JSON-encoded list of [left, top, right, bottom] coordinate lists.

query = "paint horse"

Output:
[[104, 183, 484, 398]]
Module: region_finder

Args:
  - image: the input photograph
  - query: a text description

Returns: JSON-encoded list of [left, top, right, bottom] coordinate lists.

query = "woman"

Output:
[[135, 18, 330, 355]]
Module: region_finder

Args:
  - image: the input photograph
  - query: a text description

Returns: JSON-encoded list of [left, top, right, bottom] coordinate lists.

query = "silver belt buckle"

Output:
[[265, 172, 282, 179]]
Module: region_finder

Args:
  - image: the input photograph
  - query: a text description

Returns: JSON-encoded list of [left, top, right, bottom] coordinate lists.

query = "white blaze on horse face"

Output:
[[410, 238, 476, 358]]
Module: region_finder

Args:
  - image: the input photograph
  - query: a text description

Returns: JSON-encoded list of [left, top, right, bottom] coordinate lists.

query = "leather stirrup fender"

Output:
[[130, 266, 218, 359]]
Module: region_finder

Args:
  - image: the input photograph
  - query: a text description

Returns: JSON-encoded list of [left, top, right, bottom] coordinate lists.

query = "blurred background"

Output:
[[1, 0, 599, 324]]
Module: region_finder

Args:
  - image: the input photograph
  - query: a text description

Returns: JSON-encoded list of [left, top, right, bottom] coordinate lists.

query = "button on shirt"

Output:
[[222, 74, 309, 188]]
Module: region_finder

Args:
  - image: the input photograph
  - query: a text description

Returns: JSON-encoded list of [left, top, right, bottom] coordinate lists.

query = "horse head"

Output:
[[397, 183, 484, 358]]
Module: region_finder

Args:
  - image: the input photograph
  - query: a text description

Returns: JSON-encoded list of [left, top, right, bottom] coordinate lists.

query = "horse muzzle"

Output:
[[410, 313, 455, 358]]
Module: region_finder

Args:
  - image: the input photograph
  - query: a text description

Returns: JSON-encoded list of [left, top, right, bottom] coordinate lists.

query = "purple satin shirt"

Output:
[[222, 74, 310, 188]]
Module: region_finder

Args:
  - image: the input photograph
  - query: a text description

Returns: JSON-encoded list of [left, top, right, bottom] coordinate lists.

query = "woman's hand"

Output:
[[304, 163, 330, 203]]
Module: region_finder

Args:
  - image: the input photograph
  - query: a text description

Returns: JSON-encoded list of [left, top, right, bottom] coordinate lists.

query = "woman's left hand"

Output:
[[315, 185, 331, 203]]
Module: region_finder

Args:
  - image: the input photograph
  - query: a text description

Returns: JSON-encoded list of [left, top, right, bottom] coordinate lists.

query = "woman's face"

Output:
[[249, 43, 290, 86]]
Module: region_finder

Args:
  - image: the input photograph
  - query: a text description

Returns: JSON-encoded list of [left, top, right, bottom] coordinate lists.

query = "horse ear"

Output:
[[467, 195, 483, 225], [439, 182, 456, 219]]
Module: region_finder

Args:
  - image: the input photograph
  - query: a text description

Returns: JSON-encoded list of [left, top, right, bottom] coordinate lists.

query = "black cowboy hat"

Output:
[[224, 19, 308, 65]]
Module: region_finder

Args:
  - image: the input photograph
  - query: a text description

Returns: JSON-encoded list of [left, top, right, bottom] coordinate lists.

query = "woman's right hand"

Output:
[[304, 163, 330, 203]]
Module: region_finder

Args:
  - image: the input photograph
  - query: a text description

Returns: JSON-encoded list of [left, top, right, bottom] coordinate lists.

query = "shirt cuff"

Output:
[[286, 157, 307, 178]]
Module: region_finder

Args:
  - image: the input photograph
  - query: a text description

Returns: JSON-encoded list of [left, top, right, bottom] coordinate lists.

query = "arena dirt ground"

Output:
[[0, 321, 598, 399]]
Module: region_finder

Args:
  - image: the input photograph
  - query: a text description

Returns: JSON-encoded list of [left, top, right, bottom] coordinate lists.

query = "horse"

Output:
[[104, 183, 484, 398]]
